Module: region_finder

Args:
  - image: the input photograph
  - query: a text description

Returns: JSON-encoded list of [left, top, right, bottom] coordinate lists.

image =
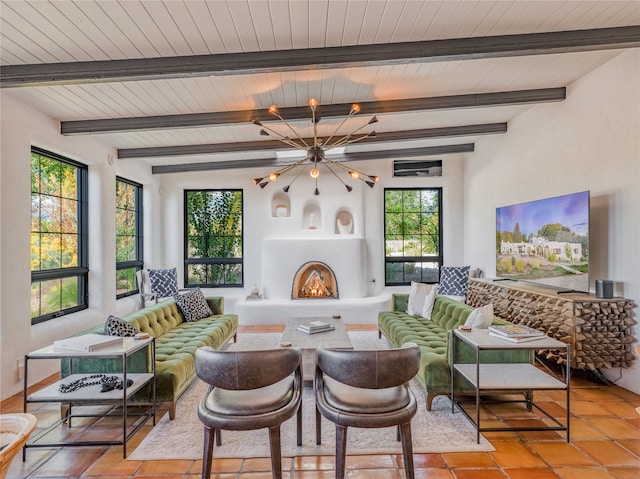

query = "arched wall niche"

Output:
[[271, 193, 290, 218], [302, 202, 322, 230], [335, 209, 354, 235]]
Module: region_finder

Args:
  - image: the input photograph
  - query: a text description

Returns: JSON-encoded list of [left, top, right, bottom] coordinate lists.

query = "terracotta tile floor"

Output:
[[3, 325, 639, 478]]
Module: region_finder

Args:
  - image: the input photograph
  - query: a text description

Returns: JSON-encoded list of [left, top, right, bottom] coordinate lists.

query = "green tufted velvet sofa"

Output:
[[61, 296, 238, 420], [378, 293, 530, 410]]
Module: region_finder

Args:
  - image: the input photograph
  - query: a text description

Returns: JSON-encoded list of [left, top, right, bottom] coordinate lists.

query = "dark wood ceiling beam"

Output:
[[341, 143, 474, 161], [61, 88, 565, 135], [150, 144, 474, 175], [3, 26, 639, 87], [118, 123, 505, 159]]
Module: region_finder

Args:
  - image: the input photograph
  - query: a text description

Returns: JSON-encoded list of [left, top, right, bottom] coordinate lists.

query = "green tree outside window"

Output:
[[185, 190, 243, 287], [384, 188, 442, 285], [30, 147, 88, 323], [116, 178, 143, 297]]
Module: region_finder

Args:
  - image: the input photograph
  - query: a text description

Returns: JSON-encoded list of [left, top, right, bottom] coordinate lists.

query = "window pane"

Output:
[[385, 190, 403, 212], [384, 188, 442, 286], [421, 190, 438, 212], [402, 190, 421, 211], [419, 263, 440, 283], [30, 233, 41, 271], [60, 277, 80, 309], [61, 234, 78, 267], [116, 235, 135, 262], [406, 262, 421, 283], [60, 198, 78, 234], [421, 234, 439, 254], [31, 157, 41, 193], [116, 267, 136, 296], [40, 196, 61, 233], [31, 148, 88, 322], [385, 235, 403, 256], [116, 181, 135, 209], [39, 278, 62, 317], [211, 263, 242, 286], [115, 178, 142, 297], [185, 190, 243, 287], [39, 155, 61, 196], [116, 209, 134, 236], [187, 236, 206, 258], [187, 264, 209, 285], [403, 236, 422, 256], [385, 212, 403, 235], [60, 162, 77, 199], [403, 213, 421, 235], [385, 262, 404, 283], [41, 233, 61, 269], [31, 195, 40, 231], [30, 281, 42, 318]]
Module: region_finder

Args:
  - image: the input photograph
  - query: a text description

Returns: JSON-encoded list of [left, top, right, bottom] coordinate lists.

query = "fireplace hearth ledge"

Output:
[[233, 295, 391, 325]]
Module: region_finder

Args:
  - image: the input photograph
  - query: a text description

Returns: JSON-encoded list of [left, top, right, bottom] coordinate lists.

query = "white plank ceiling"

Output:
[[1, 1, 639, 169]]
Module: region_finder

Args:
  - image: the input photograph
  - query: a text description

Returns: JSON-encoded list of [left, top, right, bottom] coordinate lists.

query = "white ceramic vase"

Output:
[[274, 204, 288, 217], [337, 217, 353, 234]]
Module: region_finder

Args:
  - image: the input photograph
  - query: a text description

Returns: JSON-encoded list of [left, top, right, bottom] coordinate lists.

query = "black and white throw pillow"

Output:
[[148, 267, 179, 298], [175, 287, 213, 322], [437, 266, 471, 297], [104, 315, 139, 337]]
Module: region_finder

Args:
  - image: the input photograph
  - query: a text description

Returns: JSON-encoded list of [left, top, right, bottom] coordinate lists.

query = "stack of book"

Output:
[[488, 324, 545, 343], [53, 333, 123, 352], [297, 320, 335, 334]]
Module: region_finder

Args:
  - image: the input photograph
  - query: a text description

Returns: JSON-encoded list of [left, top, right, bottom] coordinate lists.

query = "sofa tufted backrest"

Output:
[[392, 293, 472, 329], [126, 300, 184, 337], [123, 296, 224, 338], [429, 296, 473, 329]]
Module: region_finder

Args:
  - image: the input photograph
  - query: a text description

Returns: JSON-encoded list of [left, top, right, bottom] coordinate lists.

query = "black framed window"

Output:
[[30, 147, 88, 324], [116, 177, 143, 298], [384, 188, 442, 285], [184, 190, 243, 287]]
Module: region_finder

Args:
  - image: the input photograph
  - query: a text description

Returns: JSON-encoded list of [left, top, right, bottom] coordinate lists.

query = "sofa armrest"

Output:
[[206, 297, 224, 315]]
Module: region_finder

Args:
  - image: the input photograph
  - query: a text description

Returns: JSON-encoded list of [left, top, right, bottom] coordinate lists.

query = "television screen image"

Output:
[[496, 191, 589, 292]]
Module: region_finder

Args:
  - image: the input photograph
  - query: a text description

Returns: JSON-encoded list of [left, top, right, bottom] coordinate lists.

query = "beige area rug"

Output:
[[127, 332, 493, 460]]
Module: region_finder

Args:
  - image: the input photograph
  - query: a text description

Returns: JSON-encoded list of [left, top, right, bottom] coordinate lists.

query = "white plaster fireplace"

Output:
[[261, 237, 368, 299], [234, 237, 390, 324]]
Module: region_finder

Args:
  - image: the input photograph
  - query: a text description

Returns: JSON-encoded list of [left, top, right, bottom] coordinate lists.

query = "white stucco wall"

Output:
[[463, 50, 640, 393], [0, 94, 159, 400]]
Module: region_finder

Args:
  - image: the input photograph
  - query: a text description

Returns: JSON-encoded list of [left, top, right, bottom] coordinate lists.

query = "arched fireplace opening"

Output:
[[291, 261, 339, 299]]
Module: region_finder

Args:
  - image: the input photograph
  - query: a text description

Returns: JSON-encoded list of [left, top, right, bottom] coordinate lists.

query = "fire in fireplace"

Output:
[[292, 261, 339, 299]]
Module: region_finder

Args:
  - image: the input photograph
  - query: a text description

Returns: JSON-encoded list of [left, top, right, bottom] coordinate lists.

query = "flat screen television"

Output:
[[496, 191, 589, 293]]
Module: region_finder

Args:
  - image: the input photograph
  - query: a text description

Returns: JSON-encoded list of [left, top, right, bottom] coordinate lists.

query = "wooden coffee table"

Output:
[[281, 317, 353, 383]]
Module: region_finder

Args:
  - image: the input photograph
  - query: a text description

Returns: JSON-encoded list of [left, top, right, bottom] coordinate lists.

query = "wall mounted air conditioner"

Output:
[[393, 160, 442, 177]]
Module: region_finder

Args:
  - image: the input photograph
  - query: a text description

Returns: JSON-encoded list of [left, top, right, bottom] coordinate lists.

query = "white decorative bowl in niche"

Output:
[[337, 217, 353, 234], [275, 204, 288, 217]]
